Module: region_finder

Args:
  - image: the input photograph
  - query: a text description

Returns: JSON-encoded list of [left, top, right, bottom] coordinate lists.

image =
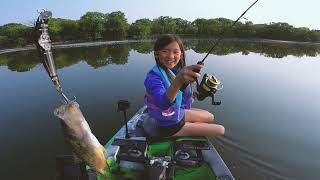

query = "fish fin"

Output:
[[99, 145, 109, 169]]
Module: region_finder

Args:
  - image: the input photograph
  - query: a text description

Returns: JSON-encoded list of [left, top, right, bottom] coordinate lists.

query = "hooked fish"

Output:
[[54, 101, 109, 175]]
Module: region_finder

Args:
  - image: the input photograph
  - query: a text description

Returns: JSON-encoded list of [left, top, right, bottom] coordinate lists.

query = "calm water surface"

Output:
[[0, 40, 319, 179]]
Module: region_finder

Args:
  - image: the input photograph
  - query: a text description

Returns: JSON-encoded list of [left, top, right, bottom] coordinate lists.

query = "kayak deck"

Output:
[[102, 106, 234, 180]]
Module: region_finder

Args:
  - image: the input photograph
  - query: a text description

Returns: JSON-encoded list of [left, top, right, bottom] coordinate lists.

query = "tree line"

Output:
[[0, 11, 319, 49], [1, 40, 319, 72]]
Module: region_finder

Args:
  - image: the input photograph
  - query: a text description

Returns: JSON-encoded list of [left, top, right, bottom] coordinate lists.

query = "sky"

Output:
[[1, 0, 319, 30]]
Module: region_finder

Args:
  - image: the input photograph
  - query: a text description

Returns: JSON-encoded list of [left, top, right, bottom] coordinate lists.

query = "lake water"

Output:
[[0, 39, 319, 179]]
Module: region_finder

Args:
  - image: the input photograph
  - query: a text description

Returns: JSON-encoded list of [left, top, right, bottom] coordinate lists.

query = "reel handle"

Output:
[[211, 94, 221, 106]]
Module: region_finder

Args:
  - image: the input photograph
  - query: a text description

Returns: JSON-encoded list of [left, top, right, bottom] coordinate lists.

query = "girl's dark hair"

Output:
[[154, 34, 186, 82]]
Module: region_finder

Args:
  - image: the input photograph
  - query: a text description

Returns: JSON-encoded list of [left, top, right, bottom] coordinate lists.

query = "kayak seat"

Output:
[[141, 113, 176, 143]]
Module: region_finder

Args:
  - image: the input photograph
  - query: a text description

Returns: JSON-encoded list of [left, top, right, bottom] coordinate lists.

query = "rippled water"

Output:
[[0, 39, 319, 179]]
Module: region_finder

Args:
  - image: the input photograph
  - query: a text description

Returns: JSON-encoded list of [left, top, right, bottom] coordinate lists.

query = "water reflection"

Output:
[[185, 40, 320, 58], [1, 39, 320, 180], [0, 40, 319, 72]]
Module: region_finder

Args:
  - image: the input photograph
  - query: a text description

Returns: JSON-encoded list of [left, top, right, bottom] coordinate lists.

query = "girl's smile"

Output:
[[156, 41, 182, 69]]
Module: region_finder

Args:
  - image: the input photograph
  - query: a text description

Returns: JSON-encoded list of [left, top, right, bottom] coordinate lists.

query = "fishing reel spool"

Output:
[[196, 73, 222, 105]]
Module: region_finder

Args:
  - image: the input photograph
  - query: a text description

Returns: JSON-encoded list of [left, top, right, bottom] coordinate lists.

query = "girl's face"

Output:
[[155, 41, 182, 69]]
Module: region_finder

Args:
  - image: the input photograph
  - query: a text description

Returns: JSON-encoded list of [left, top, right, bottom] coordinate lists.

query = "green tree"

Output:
[[0, 23, 32, 47], [174, 18, 188, 34], [152, 16, 177, 34], [48, 18, 64, 41], [128, 18, 153, 39], [309, 30, 320, 42], [254, 24, 268, 38], [104, 11, 129, 39], [78, 12, 105, 40], [192, 18, 208, 35], [60, 19, 80, 41], [265, 22, 294, 40], [0, 35, 10, 48], [48, 18, 79, 41], [234, 21, 256, 38], [293, 27, 311, 42], [184, 24, 198, 35]]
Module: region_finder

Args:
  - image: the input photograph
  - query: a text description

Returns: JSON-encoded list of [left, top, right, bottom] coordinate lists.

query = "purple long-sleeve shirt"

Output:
[[144, 70, 192, 111]]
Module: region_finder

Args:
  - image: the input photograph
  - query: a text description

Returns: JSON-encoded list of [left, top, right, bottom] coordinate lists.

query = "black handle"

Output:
[[211, 94, 221, 106], [117, 99, 130, 112], [117, 100, 130, 138]]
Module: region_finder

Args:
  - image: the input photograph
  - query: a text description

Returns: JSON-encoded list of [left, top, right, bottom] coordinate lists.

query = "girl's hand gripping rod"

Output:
[[35, 10, 70, 103]]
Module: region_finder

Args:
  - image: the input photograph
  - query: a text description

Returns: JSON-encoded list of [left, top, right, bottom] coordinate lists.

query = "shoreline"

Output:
[[0, 38, 319, 55]]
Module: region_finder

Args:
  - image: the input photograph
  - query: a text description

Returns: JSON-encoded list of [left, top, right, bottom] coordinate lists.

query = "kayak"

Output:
[[100, 106, 235, 180]]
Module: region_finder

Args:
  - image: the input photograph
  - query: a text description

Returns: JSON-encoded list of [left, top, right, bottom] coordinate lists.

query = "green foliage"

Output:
[[79, 12, 106, 40], [0, 51, 39, 71], [49, 18, 79, 41], [0, 23, 29, 38], [152, 16, 177, 34], [265, 22, 295, 40], [131, 41, 153, 53], [104, 11, 129, 39], [128, 19, 152, 39], [0, 35, 10, 48], [1, 11, 319, 49], [309, 30, 320, 42], [233, 21, 256, 38], [0, 23, 32, 47], [2, 41, 319, 72]]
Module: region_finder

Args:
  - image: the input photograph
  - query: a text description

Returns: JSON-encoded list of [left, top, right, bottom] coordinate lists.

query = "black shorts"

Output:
[[158, 118, 185, 137]]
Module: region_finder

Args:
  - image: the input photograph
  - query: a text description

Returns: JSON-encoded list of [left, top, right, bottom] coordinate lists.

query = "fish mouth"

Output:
[[54, 101, 80, 118]]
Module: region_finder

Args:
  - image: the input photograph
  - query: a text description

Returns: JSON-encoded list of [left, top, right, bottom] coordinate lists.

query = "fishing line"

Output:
[[181, 0, 260, 103], [198, 0, 259, 65]]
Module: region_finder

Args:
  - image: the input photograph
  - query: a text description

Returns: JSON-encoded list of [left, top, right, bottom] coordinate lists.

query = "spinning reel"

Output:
[[195, 73, 222, 106]]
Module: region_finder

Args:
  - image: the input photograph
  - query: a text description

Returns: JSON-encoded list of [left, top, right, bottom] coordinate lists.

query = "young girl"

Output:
[[144, 34, 225, 137]]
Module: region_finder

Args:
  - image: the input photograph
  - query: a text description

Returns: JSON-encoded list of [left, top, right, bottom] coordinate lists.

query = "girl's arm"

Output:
[[166, 77, 183, 102], [166, 64, 203, 102]]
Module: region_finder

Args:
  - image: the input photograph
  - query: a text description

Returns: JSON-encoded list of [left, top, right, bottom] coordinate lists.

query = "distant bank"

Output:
[[1, 38, 319, 55], [0, 11, 319, 50]]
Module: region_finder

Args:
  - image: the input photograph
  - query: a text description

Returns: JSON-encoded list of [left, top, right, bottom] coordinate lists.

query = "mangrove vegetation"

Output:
[[0, 11, 319, 49]]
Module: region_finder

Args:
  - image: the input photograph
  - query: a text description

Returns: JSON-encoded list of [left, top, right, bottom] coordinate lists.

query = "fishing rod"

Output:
[[35, 9, 70, 103], [198, 0, 259, 65], [181, 0, 259, 105]]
